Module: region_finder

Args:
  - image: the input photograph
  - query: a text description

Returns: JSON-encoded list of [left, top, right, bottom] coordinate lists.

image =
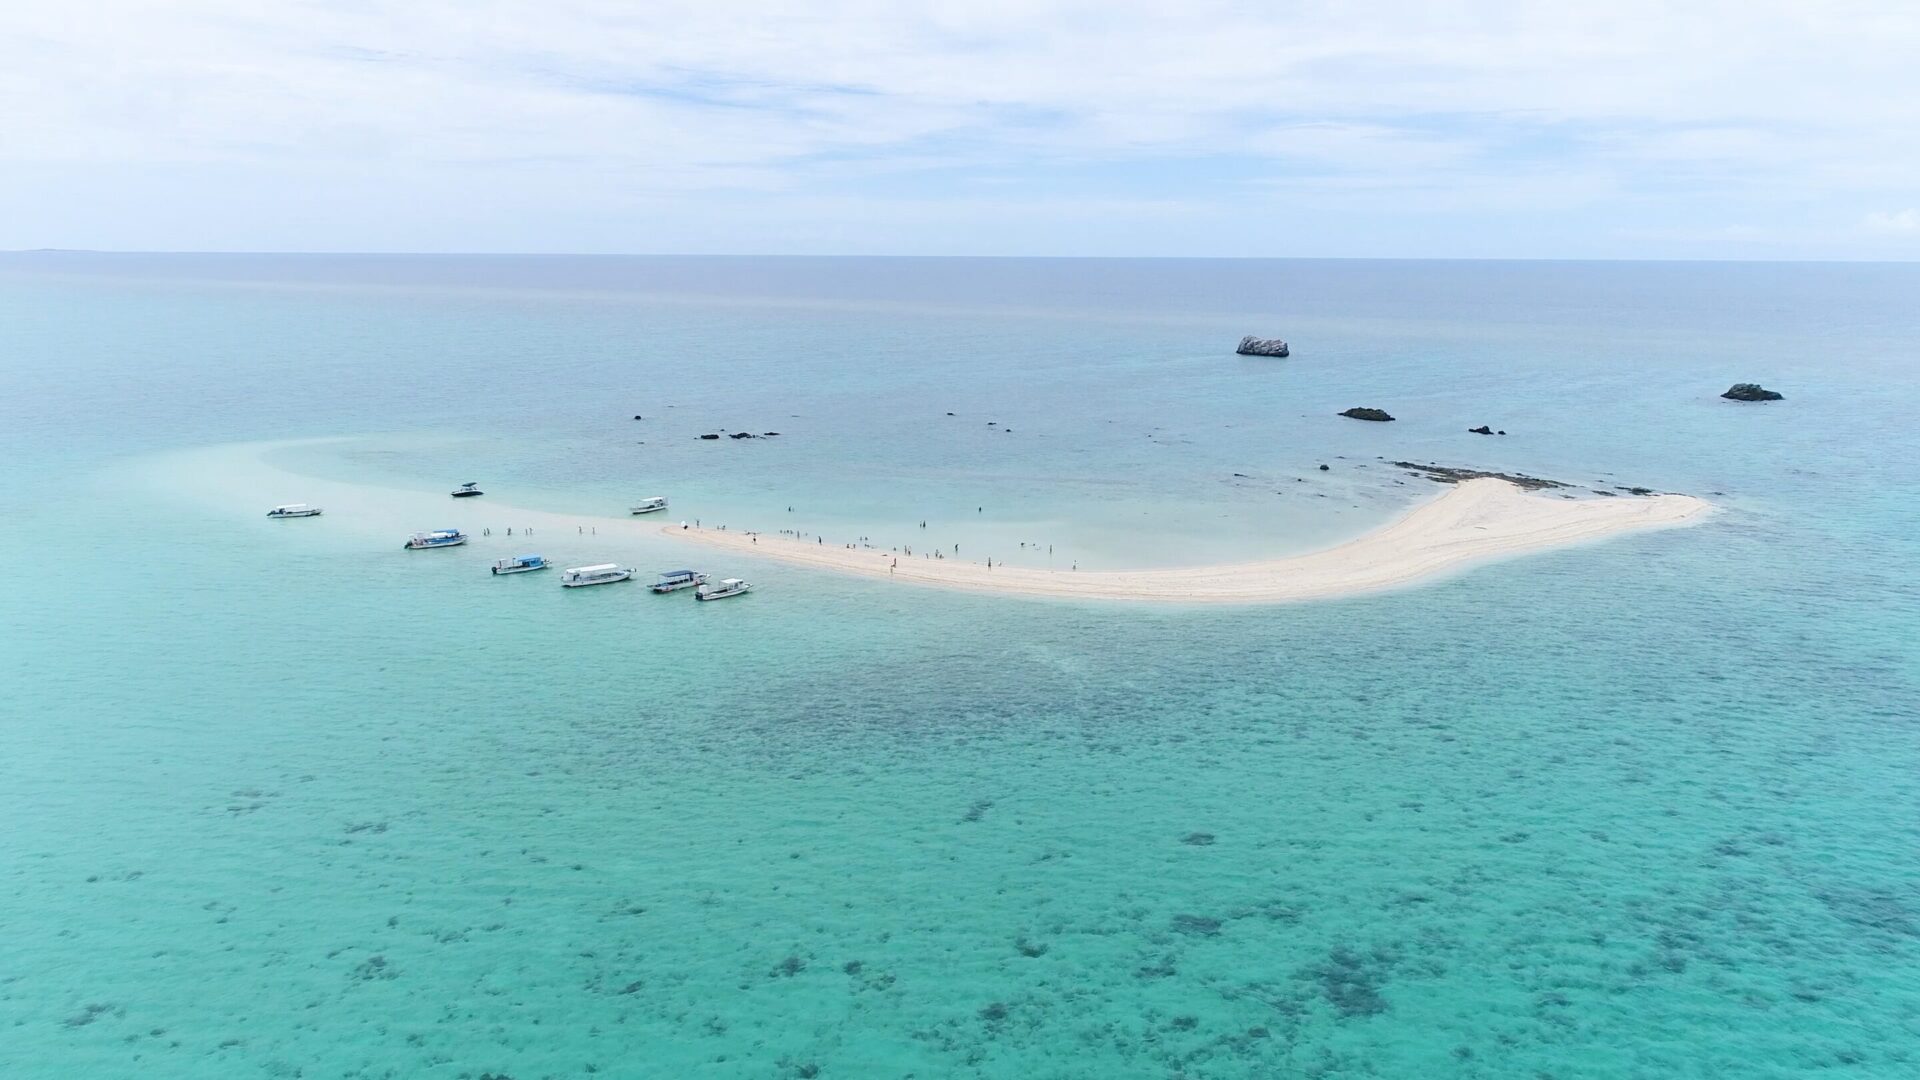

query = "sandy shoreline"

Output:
[[659, 478, 1712, 603], [150, 441, 1712, 605]]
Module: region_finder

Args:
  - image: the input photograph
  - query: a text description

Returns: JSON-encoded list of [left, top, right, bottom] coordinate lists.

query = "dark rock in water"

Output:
[[1498, 430, 1507, 435], [698, 433, 721, 440], [1340, 407, 1395, 422], [729, 431, 757, 440], [1723, 383, 1784, 401], [1236, 335, 1290, 357], [1468, 425, 1493, 435], [1181, 832, 1216, 846], [1318, 464, 1330, 471], [763, 431, 780, 437], [632, 414, 643, 420], [1392, 462, 1568, 490]]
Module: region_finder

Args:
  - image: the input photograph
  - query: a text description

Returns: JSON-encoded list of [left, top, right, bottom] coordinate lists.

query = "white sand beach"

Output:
[[661, 478, 1711, 604]]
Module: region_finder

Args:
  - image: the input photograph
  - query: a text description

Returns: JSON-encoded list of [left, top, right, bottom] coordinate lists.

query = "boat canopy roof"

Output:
[[568, 563, 622, 573], [659, 569, 695, 576], [518, 554, 543, 562], [719, 578, 746, 585], [273, 503, 309, 511]]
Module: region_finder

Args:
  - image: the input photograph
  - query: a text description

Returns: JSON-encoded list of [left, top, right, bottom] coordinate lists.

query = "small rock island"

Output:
[[1340, 407, 1395, 422], [1722, 383, 1784, 401], [1236, 335, 1290, 357]]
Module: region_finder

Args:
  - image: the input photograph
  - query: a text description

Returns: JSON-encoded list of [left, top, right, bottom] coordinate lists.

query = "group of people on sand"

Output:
[[681, 505, 1084, 575]]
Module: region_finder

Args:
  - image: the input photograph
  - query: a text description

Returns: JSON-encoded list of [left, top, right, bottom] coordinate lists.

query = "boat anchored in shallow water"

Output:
[[491, 554, 548, 575], [404, 528, 468, 550], [630, 496, 669, 515], [450, 482, 484, 498], [561, 563, 634, 587], [266, 503, 323, 518], [651, 569, 706, 593], [695, 577, 752, 601]]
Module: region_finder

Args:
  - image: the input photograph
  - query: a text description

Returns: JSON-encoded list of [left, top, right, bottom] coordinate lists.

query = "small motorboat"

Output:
[[695, 577, 752, 601], [650, 569, 706, 593], [404, 528, 468, 550], [561, 563, 634, 587], [630, 496, 669, 515], [266, 503, 323, 518], [450, 482, 484, 498], [491, 555, 548, 575]]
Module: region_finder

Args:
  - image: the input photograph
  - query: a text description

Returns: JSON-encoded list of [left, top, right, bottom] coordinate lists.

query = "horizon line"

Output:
[[7, 248, 1919, 266]]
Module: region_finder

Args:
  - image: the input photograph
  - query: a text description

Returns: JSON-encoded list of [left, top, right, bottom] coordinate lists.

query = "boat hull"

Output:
[[651, 580, 702, 593], [630, 505, 668, 515], [268, 510, 323, 518], [405, 537, 467, 549], [562, 573, 633, 587], [695, 587, 750, 601], [491, 564, 546, 574]]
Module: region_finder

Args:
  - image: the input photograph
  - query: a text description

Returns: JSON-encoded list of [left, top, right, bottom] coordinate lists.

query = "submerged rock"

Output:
[[698, 433, 720, 440], [1236, 335, 1290, 357], [1468, 425, 1493, 435], [1340, 407, 1395, 422], [1392, 462, 1568, 490], [1722, 383, 1784, 401]]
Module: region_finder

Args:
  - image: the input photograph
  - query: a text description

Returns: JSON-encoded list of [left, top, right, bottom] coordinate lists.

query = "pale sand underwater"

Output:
[[151, 439, 1710, 605], [664, 478, 1710, 603]]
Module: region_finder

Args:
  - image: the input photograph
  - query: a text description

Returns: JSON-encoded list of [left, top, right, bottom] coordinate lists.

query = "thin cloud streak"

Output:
[[1, 1, 1916, 256]]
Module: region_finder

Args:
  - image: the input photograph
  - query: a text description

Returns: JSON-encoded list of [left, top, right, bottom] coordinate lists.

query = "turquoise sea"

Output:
[[2, 253, 1917, 1078]]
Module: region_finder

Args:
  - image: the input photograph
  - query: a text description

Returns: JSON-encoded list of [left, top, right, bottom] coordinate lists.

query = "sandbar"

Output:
[[660, 479, 1711, 604]]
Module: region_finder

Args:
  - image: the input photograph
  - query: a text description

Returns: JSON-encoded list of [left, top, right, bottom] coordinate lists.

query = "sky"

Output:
[[2, 1, 1917, 259]]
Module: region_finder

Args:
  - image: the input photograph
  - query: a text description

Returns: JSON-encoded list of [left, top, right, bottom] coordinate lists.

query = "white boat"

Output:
[[630, 496, 669, 515], [450, 482, 484, 498], [404, 528, 467, 549], [561, 563, 633, 587], [266, 503, 323, 518], [650, 569, 706, 593], [695, 577, 752, 601], [491, 554, 548, 575]]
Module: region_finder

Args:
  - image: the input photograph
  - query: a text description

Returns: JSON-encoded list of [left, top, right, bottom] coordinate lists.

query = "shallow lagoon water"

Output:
[[2, 254, 1918, 1077]]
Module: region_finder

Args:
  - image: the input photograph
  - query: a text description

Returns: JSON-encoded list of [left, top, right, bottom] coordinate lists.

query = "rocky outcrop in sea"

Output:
[[1722, 383, 1783, 401], [1340, 407, 1394, 422], [1236, 336, 1290, 357]]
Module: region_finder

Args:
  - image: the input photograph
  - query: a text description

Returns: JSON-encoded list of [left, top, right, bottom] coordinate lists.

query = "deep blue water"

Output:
[[2, 254, 1917, 1078]]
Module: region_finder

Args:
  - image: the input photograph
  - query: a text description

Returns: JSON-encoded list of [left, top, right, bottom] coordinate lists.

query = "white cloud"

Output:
[[1, 1, 1917, 254], [1864, 209, 1920, 233]]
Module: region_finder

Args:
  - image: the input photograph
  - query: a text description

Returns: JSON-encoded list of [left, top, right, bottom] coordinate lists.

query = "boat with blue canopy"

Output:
[[491, 554, 548, 575], [404, 528, 467, 550]]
